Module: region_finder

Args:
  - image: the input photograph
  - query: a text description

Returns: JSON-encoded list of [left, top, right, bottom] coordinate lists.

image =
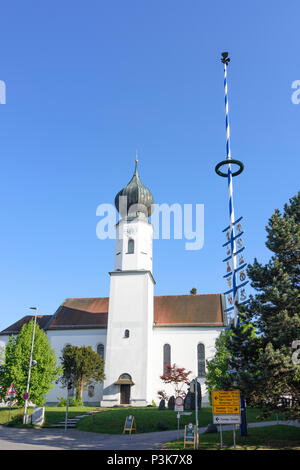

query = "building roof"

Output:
[[47, 297, 109, 330], [0, 294, 226, 335], [0, 315, 53, 335], [154, 294, 225, 326]]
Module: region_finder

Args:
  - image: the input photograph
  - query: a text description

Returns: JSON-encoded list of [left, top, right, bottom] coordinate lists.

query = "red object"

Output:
[[175, 396, 184, 406], [7, 384, 17, 394]]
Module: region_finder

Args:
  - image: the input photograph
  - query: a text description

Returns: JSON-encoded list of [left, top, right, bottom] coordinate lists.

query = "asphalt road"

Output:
[[0, 425, 185, 450], [0, 420, 299, 451]]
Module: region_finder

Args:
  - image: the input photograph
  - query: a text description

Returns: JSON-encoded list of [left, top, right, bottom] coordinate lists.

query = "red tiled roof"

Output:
[[47, 297, 109, 330], [0, 294, 225, 334], [154, 294, 224, 326]]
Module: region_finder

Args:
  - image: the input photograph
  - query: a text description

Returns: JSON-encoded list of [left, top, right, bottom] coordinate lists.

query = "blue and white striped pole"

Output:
[[215, 52, 245, 326], [223, 55, 239, 326]]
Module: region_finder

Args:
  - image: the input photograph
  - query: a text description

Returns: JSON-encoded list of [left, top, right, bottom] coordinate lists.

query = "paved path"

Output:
[[0, 420, 299, 450], [0, 425, 185, 450]]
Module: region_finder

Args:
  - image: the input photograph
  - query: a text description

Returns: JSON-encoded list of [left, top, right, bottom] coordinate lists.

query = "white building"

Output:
[[0, 162, 227, 406]]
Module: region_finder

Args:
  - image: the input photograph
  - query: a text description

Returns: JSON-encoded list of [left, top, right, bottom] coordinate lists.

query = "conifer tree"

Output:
[[226, 192, 300, 418]]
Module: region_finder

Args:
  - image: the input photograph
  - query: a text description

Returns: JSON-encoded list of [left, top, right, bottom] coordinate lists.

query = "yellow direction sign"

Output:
[[212, 390, 240, 415]]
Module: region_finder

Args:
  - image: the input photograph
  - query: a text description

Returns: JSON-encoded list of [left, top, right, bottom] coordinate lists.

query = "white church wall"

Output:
[[46, 328, 107, 405], [151, 326, 224, 405], [0, 336, 9, 364]]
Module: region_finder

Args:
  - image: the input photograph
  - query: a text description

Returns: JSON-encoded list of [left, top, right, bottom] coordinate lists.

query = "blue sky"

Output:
[[0, 1, 299, 331]]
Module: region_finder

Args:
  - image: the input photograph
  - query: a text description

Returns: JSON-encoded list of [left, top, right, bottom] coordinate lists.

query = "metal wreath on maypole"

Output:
[[215, 52, 249, 327]]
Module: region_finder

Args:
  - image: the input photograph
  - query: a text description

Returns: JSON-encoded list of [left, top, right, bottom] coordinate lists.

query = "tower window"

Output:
[[197, 343, 205, 378], [124, 329, 130, 338], [127, 238, 134, 254], [163, 344, 171, 374]]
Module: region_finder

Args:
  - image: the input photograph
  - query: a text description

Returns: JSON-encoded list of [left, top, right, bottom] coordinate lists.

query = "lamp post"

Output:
[[23, 307, 38, 424]]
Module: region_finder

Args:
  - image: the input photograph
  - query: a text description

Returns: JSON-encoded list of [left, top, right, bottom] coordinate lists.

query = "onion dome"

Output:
[[115, 159, 154, 218]]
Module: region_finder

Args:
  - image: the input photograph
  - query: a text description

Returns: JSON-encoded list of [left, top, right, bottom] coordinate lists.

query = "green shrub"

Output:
[[56, 396, 83, 407]]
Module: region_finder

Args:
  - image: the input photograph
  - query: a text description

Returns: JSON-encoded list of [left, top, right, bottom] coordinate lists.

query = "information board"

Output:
[[212, 390, 240, 415], [123, 415, 136, 434], [184, 423, 197, 449]]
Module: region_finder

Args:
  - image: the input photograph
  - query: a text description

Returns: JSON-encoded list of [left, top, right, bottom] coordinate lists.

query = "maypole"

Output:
[[215, 53, 249, 436], [215, 52, 248, 327]]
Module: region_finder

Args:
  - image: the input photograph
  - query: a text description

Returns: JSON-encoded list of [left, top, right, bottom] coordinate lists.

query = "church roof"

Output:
[[154, 294, 225, 327], [47, 297, 109, 330], [0, 294, 226, 334], [0, 315, 53, 335]]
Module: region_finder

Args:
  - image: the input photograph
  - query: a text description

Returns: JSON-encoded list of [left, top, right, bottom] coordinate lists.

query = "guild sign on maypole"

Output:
[[215, 52, 249, 327]]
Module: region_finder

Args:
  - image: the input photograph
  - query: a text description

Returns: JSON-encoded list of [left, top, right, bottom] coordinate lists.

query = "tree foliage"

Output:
[[158, 363, 192, 401], [0, 319, 61, 406], [205, 329, 233, 398], [59, 345, 105, 400], [225, 192, 300, 418]]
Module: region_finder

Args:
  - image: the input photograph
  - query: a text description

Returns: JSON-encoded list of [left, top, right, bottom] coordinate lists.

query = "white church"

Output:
[[0, 161, 227, 406]]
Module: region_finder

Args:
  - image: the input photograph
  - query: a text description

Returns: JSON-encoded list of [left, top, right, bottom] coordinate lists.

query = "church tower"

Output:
[[101, 158, 155, 407]]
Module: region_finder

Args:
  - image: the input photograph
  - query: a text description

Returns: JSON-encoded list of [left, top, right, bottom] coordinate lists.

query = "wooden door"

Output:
[[120, 384, 131, 404]]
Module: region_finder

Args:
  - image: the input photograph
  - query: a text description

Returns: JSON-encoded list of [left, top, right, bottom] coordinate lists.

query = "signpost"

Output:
[[174, 396, 184, 412], [7, 384, 16, 422], [212, 390, 241, 448], [174, 396, 184, 440], [123, 415, 136, 434], [184, 423, 197, 449]]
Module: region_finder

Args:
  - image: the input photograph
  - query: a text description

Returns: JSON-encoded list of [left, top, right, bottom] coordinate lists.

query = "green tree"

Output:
[[205, 329, 233, 401], [226, 192, 300, 418], [0, 319, 61, 406], [59, 345, 105, 401]]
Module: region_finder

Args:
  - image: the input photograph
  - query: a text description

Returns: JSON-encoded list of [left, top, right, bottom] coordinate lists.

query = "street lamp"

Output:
[[23, 307, 38, 424]]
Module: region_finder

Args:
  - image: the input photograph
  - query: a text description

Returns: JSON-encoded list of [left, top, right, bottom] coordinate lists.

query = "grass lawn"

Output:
[[0, 404, 290, 434], [0, 406, 34, 425], [75, 406, 286, 434], [166, 425, 300, 450], [0, 405, 98, 427], [43, 406, 101, 427]]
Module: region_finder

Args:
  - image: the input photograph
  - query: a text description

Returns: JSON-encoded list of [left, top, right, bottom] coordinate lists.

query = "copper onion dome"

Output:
[[115, 159, 154, 218]]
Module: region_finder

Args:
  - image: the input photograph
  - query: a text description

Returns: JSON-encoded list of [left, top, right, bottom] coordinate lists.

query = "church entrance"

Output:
[[120, 384, 131, 404]]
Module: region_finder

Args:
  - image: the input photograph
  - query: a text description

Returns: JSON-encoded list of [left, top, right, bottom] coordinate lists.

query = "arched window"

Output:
[[128, 238, 134, 254], [163, 344, 171, 374], [197, 343, 205, 377], [119, 373, 132, 380], [124, 329, 130, 338], [88, 385, 95, 398], [97, 343, 105, 359]]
